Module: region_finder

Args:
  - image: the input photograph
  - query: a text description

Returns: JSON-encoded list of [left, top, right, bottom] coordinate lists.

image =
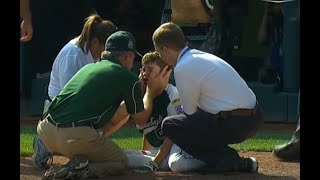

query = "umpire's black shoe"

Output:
[[238, 157, 259, 173], [273, 128, 300, 161], [273, 138, 300, 161]]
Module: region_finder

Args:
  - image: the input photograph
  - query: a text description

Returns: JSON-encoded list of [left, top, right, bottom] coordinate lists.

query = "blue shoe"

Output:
[[32, 135, 53, 170], [42, 156, 89, 180]]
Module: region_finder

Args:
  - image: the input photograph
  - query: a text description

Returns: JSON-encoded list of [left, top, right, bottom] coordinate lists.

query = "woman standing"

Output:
[[48, 13, 117, 101]]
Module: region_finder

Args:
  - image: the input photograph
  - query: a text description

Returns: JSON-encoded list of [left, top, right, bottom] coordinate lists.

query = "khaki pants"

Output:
[[37, 118, 128, 177]]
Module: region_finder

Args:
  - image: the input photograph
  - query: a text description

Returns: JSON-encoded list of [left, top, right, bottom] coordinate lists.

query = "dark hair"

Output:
[[77, 13, 117, 52]]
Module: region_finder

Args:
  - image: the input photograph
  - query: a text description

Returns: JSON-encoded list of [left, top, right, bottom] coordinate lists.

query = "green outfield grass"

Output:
[[20, 125, 293, 156]]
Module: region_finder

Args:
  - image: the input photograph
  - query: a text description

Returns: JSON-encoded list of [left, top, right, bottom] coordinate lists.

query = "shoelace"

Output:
[[47, 153, 53, 165], [144, 160, 159, 171], [43, 159, 89, 180], [135, 160, 159, 173]]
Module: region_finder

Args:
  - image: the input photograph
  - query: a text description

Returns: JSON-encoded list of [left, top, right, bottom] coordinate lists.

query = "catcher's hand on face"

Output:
[[135, 160, 159, 173]]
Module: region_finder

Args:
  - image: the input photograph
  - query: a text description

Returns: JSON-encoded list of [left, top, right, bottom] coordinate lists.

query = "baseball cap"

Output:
[[105, 31, 142, 57], [260, 0, 295, 3]]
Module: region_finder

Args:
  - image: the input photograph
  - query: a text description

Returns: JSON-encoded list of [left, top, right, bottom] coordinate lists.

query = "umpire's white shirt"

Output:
[[174, 46, 256, 115], [48, 37, 95, 99]]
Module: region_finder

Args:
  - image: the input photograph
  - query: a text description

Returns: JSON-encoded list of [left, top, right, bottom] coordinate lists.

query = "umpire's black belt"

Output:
[[44, 114, 93, 128], [215, 103, 261, 119]]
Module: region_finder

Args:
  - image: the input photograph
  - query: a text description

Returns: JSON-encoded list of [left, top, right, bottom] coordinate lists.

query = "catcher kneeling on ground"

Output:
[[34, 30, 171, 179]]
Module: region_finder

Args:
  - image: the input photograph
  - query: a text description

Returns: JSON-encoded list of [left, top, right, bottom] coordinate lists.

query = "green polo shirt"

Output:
[[47, 59, 144, 129]]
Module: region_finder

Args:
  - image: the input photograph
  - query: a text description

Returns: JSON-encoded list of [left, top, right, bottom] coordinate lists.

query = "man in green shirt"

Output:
[[38, 31, 172, 179]]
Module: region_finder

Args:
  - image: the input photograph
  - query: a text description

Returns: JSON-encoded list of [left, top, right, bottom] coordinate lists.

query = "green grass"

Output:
[[20, 125, 38, 156], [230, 131, 293, 152], [20, 125, 293, 156]]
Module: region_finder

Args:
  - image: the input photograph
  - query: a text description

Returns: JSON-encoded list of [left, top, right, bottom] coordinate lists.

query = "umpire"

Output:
[[37, 31, 171, 179], [153, 22, 263, 173]]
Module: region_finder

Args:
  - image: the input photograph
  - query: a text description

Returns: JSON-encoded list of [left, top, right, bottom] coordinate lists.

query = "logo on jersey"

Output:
[[128, 40, 134, 49], [171, 98, 181, 106], [155, 128, 165, 139], [174, 106, 184, 114], [140, 115, 163, 133]]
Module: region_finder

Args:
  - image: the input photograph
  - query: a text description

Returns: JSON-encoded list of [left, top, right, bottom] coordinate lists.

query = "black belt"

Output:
[[216, 102, 261, 119], [216, 108, 260, 119], [44, 114, 94, 128]]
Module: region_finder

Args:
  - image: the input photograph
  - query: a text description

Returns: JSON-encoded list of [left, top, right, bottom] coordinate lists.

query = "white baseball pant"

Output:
[[125, 144, 206, 172]]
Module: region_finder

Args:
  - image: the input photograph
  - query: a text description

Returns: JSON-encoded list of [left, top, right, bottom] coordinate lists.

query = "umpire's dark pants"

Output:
[[161, 107, 263, 172]]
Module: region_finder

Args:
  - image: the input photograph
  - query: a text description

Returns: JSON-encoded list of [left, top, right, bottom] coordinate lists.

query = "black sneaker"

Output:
[[42, 156, 89, 180], [238, 157, 258, 173], [273, 139, 300, 161]]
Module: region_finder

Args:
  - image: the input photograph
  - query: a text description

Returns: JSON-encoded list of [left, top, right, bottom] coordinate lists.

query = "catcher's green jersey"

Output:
[[47, 59, 144, 129], [137, 84, 183, 147]]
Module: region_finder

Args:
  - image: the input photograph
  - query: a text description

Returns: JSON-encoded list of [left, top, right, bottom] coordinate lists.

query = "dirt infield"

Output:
[[20, 151, 300, 180], [21, 119, 299, 179]]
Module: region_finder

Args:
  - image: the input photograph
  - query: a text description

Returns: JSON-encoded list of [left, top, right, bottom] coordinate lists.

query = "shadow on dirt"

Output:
[[21, 157, 298, 180]]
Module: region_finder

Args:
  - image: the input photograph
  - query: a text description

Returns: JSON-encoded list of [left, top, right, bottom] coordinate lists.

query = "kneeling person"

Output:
[[37, 31, 171, 179]]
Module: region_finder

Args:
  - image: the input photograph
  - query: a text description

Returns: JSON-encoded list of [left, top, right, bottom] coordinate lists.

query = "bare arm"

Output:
[[132, 66, 172, 125], [135, 138, 174, 173], [142, 135, 153, 151], [258, 14, 270, 45], [104, 66, 171, 134], [20, 0, 31, 22], [153, 138, 174, 166], [258, 3, 272, 45], [103, 101, 130, 136], [131, 90, 155, 125], [20, 0, 33, 42]]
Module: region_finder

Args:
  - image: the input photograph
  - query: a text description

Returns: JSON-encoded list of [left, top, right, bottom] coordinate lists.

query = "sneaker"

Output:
[[42, 156, 89, 180], [32, 135, 53, 170], [135, 160, 159, 173], [273, 140, 300, 161], [273, 128, 300, 161], [238, 157, 258, 173]]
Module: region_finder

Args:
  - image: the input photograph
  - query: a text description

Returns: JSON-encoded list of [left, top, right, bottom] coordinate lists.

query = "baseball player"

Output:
[[118, 51, 206, 173]]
